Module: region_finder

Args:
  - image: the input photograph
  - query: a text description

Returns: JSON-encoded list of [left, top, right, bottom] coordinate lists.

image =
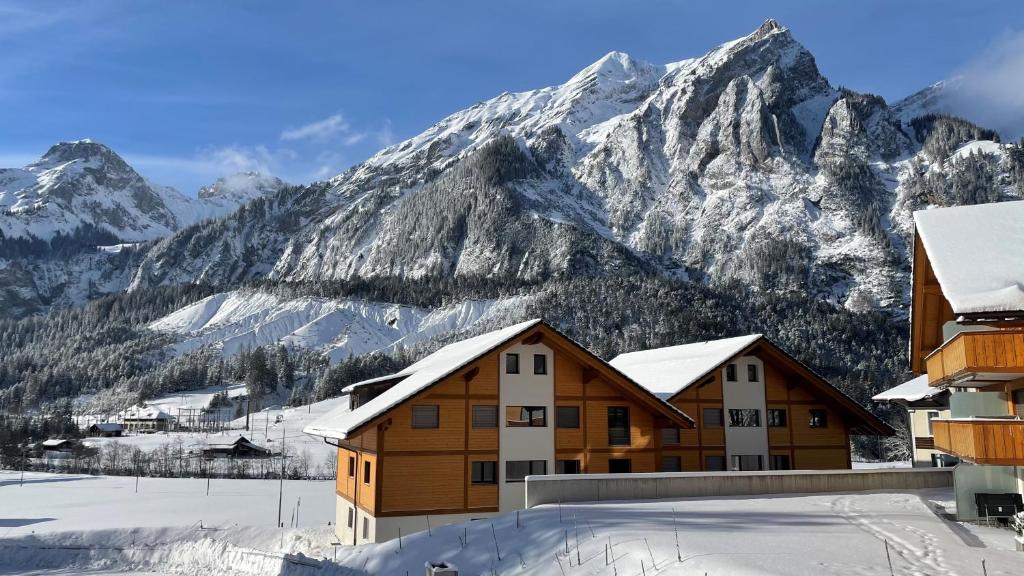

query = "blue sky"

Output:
[[1, 1, 1022, 194]]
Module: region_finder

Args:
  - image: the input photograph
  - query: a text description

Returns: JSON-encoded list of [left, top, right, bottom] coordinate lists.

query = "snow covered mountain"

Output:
[[127, 20, 1021, 314], [0, 141, 287, 315], [0, 140, 285, 242]]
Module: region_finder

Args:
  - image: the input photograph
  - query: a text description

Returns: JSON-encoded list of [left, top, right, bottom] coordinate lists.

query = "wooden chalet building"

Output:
[[610, 335, 893, 472], [872, 375, 954, 468], [305, 319, 694, 544], [899, 200, 1024, 522]]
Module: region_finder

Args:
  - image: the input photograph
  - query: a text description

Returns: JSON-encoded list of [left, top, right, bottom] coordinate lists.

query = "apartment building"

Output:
[[304, 319, 694, 544], [903, 200, 1024, 521], [610, 334, 893, 472]]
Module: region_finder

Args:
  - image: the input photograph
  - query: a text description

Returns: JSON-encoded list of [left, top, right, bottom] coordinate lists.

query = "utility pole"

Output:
[[277, 424, 285, 527]]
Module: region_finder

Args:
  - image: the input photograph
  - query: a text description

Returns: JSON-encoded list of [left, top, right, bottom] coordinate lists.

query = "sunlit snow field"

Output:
[[2, 470, 1022, 575]]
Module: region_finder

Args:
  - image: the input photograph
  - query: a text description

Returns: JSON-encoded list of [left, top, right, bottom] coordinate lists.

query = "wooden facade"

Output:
[[664, 340, 881, 471], [925, 330, 1024, 386], [332, 323, 693, 526], [932, 419, 1024, 465], [909, 234, 956, 375]]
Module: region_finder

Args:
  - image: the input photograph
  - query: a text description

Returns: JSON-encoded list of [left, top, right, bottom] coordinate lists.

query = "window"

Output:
[[661, 427, 680, 446], [506, 353, 520, 374], [661, 456, 682, 472], [471, 461, 497, 484], [769, 455, 791, 471], [472, 405, 498, 428], [1014, 389, 1024, 417], [362, 517, 368, 540], [767, 409, 787, 427], [506, 460, 546, 482], [506, 406, 547, 427], [411, 405, 439, 429], [556, 406, 580, 428], [608, 458, 631, 473], [556, 460, 581, 474], [926, 411, 940, 436], [363, 461, 371, 484], [747, 364, 759, 382], [730, 455, 763, 471], [347, 507, 354, 528], [725, 364, 737, 382], [347, 456, 355, 477], [704, 455, 726, 471], [534, 354, 547, 375], [702, 408, 723, 428], [608, 407, 630, 446], [809, 409, 828, 428], [728, 409, 761, 427]]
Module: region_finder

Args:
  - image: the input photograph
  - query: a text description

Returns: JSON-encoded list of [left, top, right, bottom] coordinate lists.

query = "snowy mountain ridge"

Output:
[[127, 19, 1021, 314]]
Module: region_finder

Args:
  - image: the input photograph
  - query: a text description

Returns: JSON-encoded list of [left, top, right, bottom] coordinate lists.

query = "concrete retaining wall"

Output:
[[524, 468, 953, 508]]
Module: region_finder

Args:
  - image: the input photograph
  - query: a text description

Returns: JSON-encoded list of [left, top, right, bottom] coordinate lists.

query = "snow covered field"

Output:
[[2, 470, 1022, 575]]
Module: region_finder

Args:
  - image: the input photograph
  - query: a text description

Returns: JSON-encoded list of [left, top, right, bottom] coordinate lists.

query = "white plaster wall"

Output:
[[723, 356, 769, 470], [373, 511, 499, 543], [498, 342, 555, 512], [909, 408, 951, 467]]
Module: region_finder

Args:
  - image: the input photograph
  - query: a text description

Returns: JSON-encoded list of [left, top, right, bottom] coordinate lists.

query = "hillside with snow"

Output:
[[147, 289, 532, 362]]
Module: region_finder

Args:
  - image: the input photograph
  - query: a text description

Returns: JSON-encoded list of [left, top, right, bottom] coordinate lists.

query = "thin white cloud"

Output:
[[944, 30, 1024, 140], [280, 113, 359, 142]]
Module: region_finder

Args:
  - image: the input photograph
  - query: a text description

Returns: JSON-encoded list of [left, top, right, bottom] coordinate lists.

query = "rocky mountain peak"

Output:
[[34, 139, 128, 171]]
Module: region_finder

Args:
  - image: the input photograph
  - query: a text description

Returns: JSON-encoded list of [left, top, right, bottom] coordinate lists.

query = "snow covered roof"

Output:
[[42, 439, 72, 448], [305, 319, 544, 439], [122, 406, 174, 421], [872, 375, 944, 403], [90, 423, 123, 432], [609, 335, 762, 398], [914, 201, 1024, 315], [341, 373, 407, 394]]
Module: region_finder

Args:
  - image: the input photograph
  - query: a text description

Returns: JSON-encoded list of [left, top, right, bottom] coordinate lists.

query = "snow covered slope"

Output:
[[128, 20, 1022, 313], [148, 289, 531, 362], [0, 141, 287, 317]]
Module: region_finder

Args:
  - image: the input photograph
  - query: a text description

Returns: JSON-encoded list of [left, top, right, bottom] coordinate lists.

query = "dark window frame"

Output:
[[725, 364, 737, 382], [505, 459, 547, 482], [471, 461, 497, 484], [533, 354, 548, 375], [661, 455, 682, 472], [731, 454, 764, 471], [411, 404, 440, 429], [363, 460, 371, 485], [472, 405, 498, 428], [506, 353, 520, 374], [347, 456, 355, 477], [769, 454, 791, 471], [506, 405, 547, 427], [556, 459, 581, 474], [728, 408, 761, 427], [767, 408, 787, 428], [362, 517, 368, 539], [705, 455, 726, 471], [608, 458, 632, 473], [347, 507, 354, 528], [702, 408, 723, 428], [608, 406, 631, 446], [747, 363, 760, 382], [661, 427, 681, 446], [809, 409, 828, 428], [556, 405, 580, 428]]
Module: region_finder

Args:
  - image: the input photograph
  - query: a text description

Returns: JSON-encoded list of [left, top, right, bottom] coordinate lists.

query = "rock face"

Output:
[[5, 20, 1022, 319], [0, 142, 286, 315]]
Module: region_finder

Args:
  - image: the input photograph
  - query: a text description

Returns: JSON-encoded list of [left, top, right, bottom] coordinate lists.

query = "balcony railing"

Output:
[[925, 330, 1024, 387], [932, 418, 1024, 465]]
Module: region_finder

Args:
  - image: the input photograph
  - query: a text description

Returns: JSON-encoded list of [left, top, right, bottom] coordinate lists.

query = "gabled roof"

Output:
[[612, 335, 894, 436], [305, 319, 693, 440], [341, 373, 407, 394], [609, 334, 762, 398], [914, 200, 1024, 315], [90, 423, 123, 432], [872, 375, 945, 404]]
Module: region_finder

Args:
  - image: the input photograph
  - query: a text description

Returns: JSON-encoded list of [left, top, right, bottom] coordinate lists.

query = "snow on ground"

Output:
[[82, 393, 350, 465], [2, 471, 1022, 576]]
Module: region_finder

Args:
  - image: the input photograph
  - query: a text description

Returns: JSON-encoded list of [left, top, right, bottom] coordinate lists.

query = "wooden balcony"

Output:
[[925, 330, 1024, 387], [932, 418, 1024, 465]]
